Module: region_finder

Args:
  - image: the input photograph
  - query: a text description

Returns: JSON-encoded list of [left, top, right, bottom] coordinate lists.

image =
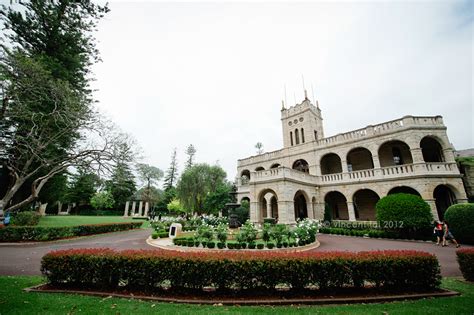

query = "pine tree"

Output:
[[185, 144, 196, 169], [163, 148, 178, 190]]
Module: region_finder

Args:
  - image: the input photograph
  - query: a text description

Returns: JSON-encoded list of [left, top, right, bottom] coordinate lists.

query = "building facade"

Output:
[[236, 94, 468, 225]]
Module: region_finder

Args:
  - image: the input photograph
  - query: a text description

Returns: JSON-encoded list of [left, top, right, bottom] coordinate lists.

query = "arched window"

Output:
[[295, 129, 300, 145], [301, 128, 305, 143], [290, 132, 293, 146]]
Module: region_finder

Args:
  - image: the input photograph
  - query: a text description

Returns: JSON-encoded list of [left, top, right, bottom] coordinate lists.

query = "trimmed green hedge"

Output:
[[456, 248, 474, 281], [319, 227, 433, 241], [0, 222, 143, 242], [445, 203, 474, 244], [41, 249, 441, 292]]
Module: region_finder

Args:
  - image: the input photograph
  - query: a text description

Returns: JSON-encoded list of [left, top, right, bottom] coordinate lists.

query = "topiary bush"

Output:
[[11, 211, 41, 226], [444, 203, 474, 244], [376, 193, 433, 238], [456, 248, 474, 281]]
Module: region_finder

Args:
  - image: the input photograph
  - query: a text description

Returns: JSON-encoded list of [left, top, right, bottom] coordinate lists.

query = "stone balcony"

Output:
[[238, 162, 459, 189], [237, 115, 445, 167]]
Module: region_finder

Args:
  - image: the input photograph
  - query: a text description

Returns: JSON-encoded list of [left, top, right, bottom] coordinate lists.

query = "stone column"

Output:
[[278, 200, 296, 225], [124, 201, 130, 217], [425, 199, 439, 221], [131, 201, 136, 216], [347, 202, 356, 221], [307, 202, 314, 219], [443, 148, 456, 163], [341, 159, 349, 173], [250, 201, 259, 223], [265, 199, 272, 218], [372, 155, 381, 169], [410, 148, 424, 163], [144, 202, 149, 217], [138, 201, 143, 216]]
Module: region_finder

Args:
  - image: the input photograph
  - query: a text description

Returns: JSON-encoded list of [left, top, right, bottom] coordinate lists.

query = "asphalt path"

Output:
[[0, 229, 470, 276]]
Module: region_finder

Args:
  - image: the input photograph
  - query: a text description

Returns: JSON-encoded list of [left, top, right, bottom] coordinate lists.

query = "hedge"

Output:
[[41, 249, 441, 293], [0, 222, 143, 242], [319, 227, 432, 241], [444, 203, 474, 244], [456, 248, 474, 281]]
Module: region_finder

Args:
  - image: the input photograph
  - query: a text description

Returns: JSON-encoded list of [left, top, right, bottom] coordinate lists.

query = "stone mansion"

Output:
[[236, 93, 468, 225]]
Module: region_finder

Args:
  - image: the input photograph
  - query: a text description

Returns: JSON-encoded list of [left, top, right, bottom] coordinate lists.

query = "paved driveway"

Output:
[[0, 230, 469, 276]]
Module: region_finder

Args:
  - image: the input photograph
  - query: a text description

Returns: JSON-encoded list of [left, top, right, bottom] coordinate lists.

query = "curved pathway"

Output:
[[0, 230, 470, 276]]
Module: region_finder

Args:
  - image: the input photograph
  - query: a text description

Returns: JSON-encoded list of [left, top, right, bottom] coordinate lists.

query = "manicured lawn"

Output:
[[0, 276, 473, 314], [37, 215, 147, 227]]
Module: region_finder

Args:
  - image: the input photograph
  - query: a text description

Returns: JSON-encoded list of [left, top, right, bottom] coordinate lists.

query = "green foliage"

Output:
[[154, 187, 176, 214], [215, 223, 228, 243], [90, 191, 115, 210], [230, 206, 249, 224], [185, 144, 196, 169], [444, 203, 474, 244], [176, 163, 227, 213], [236, 221, 258, 244], [65, 169, 101, 206], [202, 183, 231, 215], [270, 224, 289, 245], [0, 222, 142, 242], [166, 199, 185, 214], [262, 223, 272, 243], [376, 193, 433, 233], [105, 138, 136, 210], [196, 224, 214, 241], [457, 249, 474, 281], [11, 211, 41, 226], [163, 148, 179, 190], [324, 202, 332, 222]]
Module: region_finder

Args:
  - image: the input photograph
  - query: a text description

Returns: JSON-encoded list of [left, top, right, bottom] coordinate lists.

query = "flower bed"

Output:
[[0, 222, 143, 242], [456, 248, 474, 281], [41, 249, 440, 293]]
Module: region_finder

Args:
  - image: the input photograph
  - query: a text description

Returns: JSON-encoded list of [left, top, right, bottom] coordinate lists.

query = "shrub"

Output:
[[271, 224, 288, 245], [217, 242, 225, 249], [266, 242, 275, 249], [263, 218, 276, 225], [237, 221, 258, 244], [376, 193, 433, 236], [207, 241, 216, 249], [215, 223, 228, 244], [444, 203, 474, 244], [227, 242, 235, 249], [186, 240, 194, 247], [262, 223, 272, 243], [0, 222, 143, 242], [41, 249, 441, 293], [11, 211, 41, 226], [248, 242, 256, 249], [456, 248, 474, 281], [151, 232, 159, 239], [194, 240, 200, 247], [256, 243, 264, 249]]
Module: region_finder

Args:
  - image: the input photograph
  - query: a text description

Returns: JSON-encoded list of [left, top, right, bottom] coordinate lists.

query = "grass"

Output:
[[38, 216, 147, 228], [0, 276, 473, 314]]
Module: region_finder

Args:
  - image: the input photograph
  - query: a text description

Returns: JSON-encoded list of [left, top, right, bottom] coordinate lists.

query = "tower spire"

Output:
[[281, 100, 285, 110]]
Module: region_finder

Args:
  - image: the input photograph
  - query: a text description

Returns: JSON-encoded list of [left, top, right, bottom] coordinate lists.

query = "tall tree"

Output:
[[65, 168, 101, 207], [163, 148, 178, 190], [255, 142, 264, 154], [0, 1, 109, 213], [136, 163, 163, 205], [185, 144, 196, 169], [105, 134, 137, 210], [176, 163, 227, 214]]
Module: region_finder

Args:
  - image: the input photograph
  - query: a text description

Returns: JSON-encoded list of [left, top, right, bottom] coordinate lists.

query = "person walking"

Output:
[[433, 220, 444, 245], [442, 220, 460, 248]]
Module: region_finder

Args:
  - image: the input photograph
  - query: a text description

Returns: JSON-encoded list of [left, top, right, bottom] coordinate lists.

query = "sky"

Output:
[[88, 0, 473, 182]]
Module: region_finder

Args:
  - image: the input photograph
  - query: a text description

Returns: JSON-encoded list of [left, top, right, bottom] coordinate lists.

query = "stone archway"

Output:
[[353, 189, 380, 221], [347, 148, 374, 171], [324, 191, 349, 220], [433, 185, 457, 220], [420, 136, 445, 162], [378, 140, 413, 167], [258, 189, 278, 222], [294, 190, 308, 220], [270, 196, 278, 220], [292, 159, 309, 173], [320, 153, 343, 175], [388, 186, 421, 196]]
